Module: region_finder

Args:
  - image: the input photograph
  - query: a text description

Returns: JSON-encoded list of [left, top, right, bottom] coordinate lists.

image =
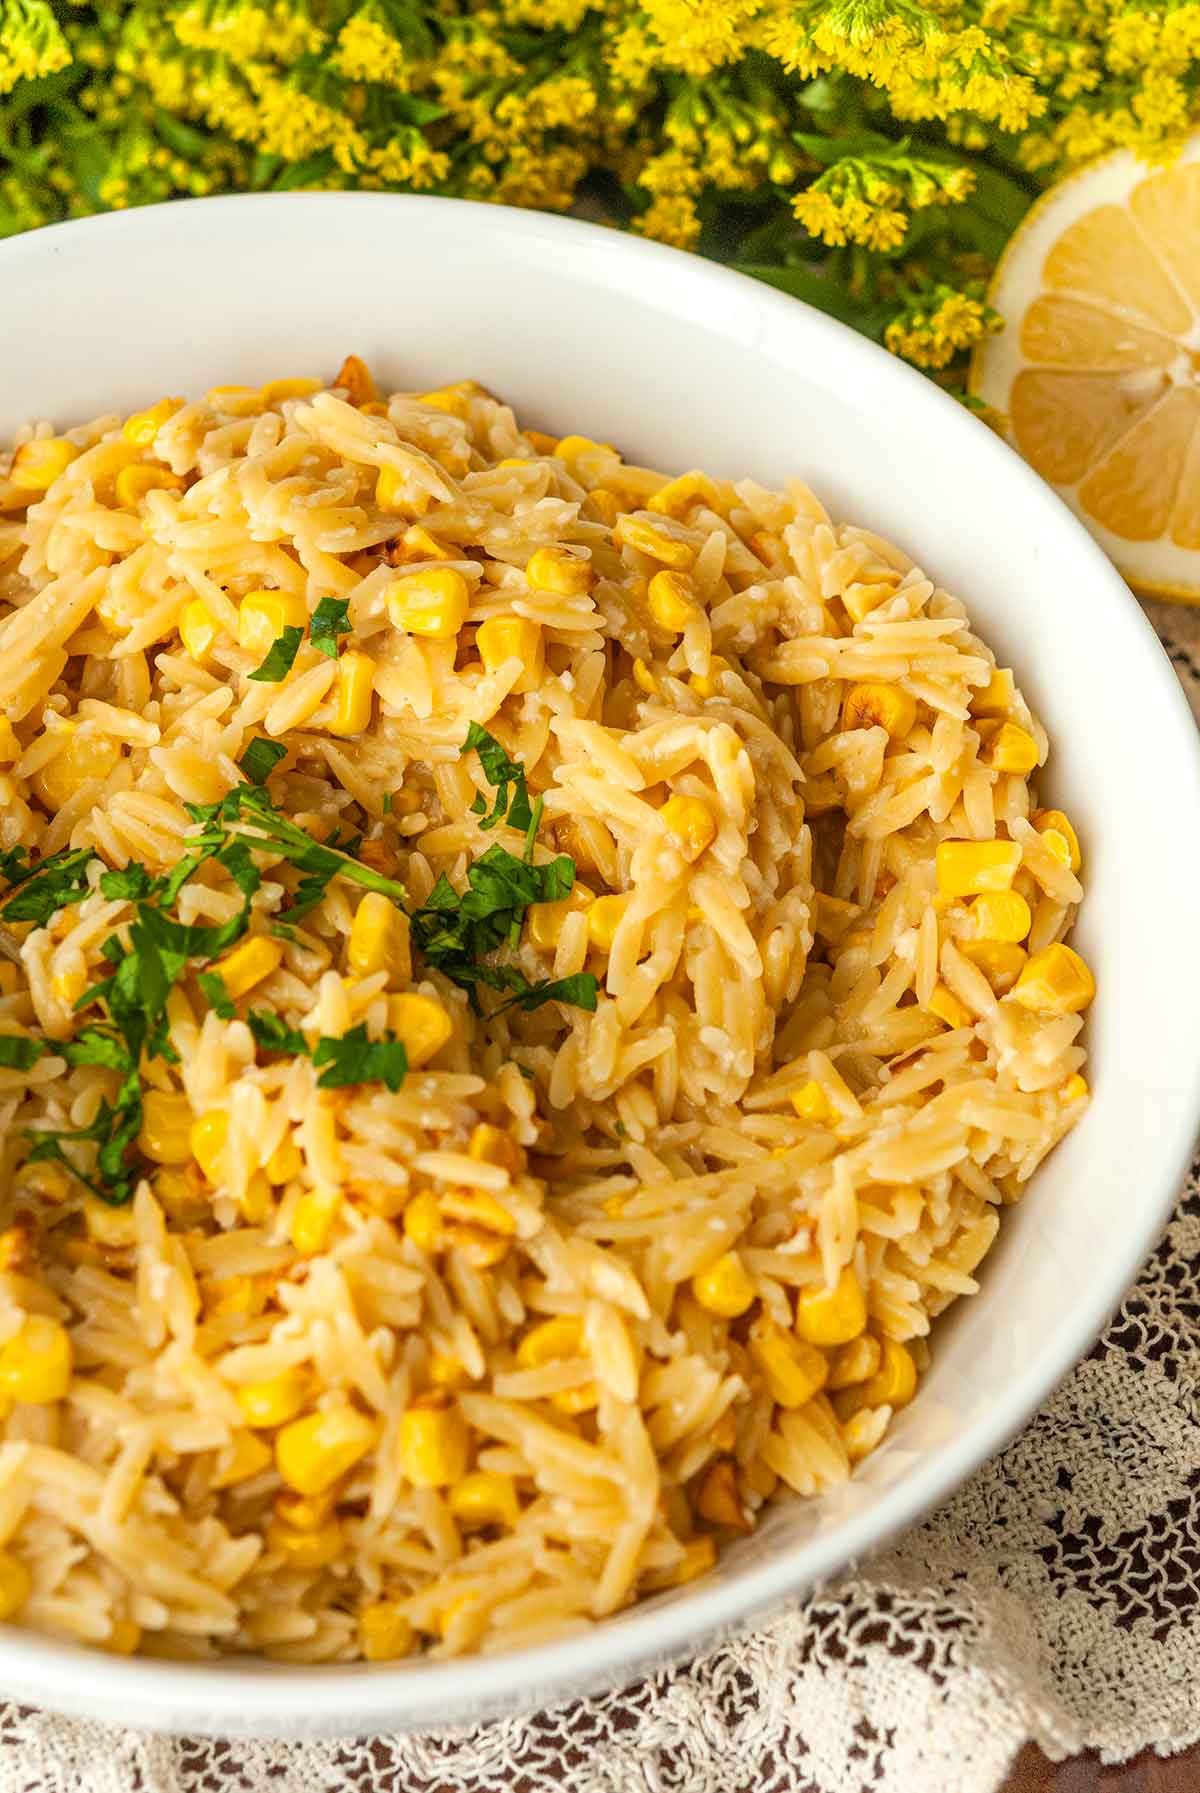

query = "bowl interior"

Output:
[[1, 193, 1199, 1738]]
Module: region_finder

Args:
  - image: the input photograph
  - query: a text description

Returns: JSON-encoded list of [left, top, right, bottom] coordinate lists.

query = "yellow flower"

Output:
[[635, 191, 702, 248], [334, 13, 409, 87]]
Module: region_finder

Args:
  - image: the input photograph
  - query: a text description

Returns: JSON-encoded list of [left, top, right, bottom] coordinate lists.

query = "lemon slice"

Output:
[[971, 140, 1200, 602]]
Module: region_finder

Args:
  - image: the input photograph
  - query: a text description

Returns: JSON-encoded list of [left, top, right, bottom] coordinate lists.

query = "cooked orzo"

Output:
[[0, 361, 1093, 1661]]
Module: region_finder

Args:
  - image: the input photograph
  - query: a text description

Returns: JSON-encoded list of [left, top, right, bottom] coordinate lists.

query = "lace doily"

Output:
[[0, 598, 1195, 1793]]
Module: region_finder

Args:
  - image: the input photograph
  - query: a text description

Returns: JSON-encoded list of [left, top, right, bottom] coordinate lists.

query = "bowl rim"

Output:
[[2, 188, 1199, 1739]]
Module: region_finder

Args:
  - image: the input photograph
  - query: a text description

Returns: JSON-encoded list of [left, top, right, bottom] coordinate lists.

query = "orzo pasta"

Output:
[[0, 361, 1093, 1661]]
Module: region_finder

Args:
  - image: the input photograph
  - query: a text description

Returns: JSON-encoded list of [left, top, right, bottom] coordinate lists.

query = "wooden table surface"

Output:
[[1002, 1745, 1199, 1789]]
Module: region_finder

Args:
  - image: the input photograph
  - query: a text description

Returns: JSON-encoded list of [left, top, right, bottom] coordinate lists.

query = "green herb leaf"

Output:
[[0, 848, 31, 885], [197, 970, 237, 1019], [248, 625, 304, 683], [312, 1023, 407, 1092], [247, 1010, 308, 1055], [0, 847, 99, 926], [310, 596, 352, 659], [461, 722, 533, 832], [0, 1035, 46, 1070], [239, 737, 288, 785], [99, 864, 157, 902], [493, 971, 599, 1014]]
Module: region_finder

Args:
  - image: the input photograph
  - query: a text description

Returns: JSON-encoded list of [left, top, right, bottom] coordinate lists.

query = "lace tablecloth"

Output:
[[1, 599, 1196, 1793]]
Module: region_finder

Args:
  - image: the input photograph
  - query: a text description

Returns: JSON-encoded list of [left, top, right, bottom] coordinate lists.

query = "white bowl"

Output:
[[1, 194, 1198, 1739]]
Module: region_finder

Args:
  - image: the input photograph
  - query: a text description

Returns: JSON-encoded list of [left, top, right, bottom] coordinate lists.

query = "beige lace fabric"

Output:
[[0, 597, 1195, 1793]]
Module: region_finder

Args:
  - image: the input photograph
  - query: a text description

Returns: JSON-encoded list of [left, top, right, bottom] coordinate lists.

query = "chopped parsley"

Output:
[[310, 596, 352, 660], [312, 1023, 407, 1092], [0, 846, 100, 926], [0, 1035, 46, 1071], [247, 1010, 308, 1056], [462, 722, 535, 833], [248, 624, 304, 683], [238, 737, 288, 785], [196, 971, 237, 1020]]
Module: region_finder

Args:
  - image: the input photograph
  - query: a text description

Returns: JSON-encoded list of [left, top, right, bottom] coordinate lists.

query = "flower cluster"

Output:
[[2, 0, 1200, 376]]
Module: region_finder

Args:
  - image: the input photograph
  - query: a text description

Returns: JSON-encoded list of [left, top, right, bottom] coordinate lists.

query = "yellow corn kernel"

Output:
[[526, 880, 594, 951], [550, 1381, 598, 1416], [138, 1089, 193, 1165], [476, 614, 544, 693], [399, 524, 452, 562], [180, 599, 220, 662], [0, 1315, 72, 1404], [1032, 809, 1081, 873], [428, 1350, 467, 1391], [632, 657, 658, 695], [448, 1470, 520, 1530], [237, 589, 308, 658], [106, 1619, 141, 1656], [695, 1459, 749, 1532], [236, 1371, 310, 1429], [711, 1409, 738, 1453], [691, 656, 729, 699], [417, 381, 483, 418], [213, 935, 284, 1000], [960, 940, 1027, 995], [971, 666, 1014, 716], [841, 682, 917, 740], [267, 1517, 343, 1570], [33, 732, 120, 812], [516, 1314, 583, 1369], [466, 1122, 523, 1175], [794, 1266, 867, 1347], [441, 1185, 517, 1238], [747, 1319, 828, 1409], [290, 1187, 341, 1256], [326, 650, 375, 737], [497, 457, 529, 468], [648, 1535, 717, 1590], [360, 1601, 414, 1661], [827, 1332, 882, 1391], [586, 487, 622, 527], [348, 891, 402, 980], [554, 432, 611, 464], [646, 568, 696, 631], [791, 1079, 831, 1124], [266, 1138, 303, 1185], [615, 515, 695, 570], [386, 567, 469, 639], [526, 545, 594, 596], [10, 437, 79, 491], [969, 889, 1032, 943], [207, 385, 261, 416], [276, 1405, 377, 1496], [866, 1338, 918, 1410], [647, 470, 720, 519], [691, 1251, 756, 1318], [659, 794, 717, 863], [935, 839, 1022, 898], [586, 893, 630, 952], [191, 1109, 228, 1184], [446, 1223, 510, 1268], [333, 354, 375, 406], [276, 1489, 335, 1533], [122, 398, 183, 446], [928, 983, 972, 1029], [985, 722, 1040, 775], [211, 1431, 273, 1489], [0, 721, 19, 765], [0, 1550, 31, 1620], [843, 1409, 886, 1464], [260, 378, 321, 406], [403, 1189, 443, 1252], [1011, 943, 1095, 1015], [375, 465, 411, 512], [114, 464, 182, 508], [83, 1194, 137, 1248], [1039, 828, 1073, 869], [397, 1401, 469, 1488], [387, 992, 453, 1068]]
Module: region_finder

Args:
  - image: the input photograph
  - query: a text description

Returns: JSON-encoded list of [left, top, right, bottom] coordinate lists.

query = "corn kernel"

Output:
[[711, 1409, 738, 1452], [387, 992, 453, 1068], [1032, 809, 1081, 873], [747, 1319, 827, 1409], [587, 487, 622, 526], [106, 1619, 141, 1656], [448, 1470, 520, 1530], [526, 545, 594, 596], [207, 385, 261, 416], [403, 1190, 443, 1252], [928, 983, 972, 1029], [0, 1315, 72, 1404], [398, 1401, 469, 1488], [476, 615, 544, 693], [632, 657, 658, 695], [970, 666, 1014, 716], [33, 732, 120, 812], [211, 1431, 273, 1489], [695, 1459, 749, 1532], [114, 464, 182, 509], [659, 794, 717, 863], [985, 722, 1040, 775], [691, 656, 729, 699], [551, 1382, 598, 1416], [326, 650, 375, 737], [554, 433, 611, 465], [969, 890, 1032, 943], [691, 1251, 756, 1318], [516, 1314, 583, 1369], [386, 567, 469, 639], [1011, 943, 1095, 1015], [213, 936, 284, 1000], [376, 465, 410, 512], [446, 1223, 510, 1268], [82, 1194, 137, 1249], [843, 1408, 887, 1464], [347, 891, 402, 980], [191, 1109, 229, 1184], [290, 1187, 341, 1256], [333, 354, 375, 406], [237, 589, 308, 658], [615, 515, 695, 571], [1040, 828, 1073, 868], [10, 437, 80, 491], [275, 1488, 335, 1531], [841, 683, 917, 740], [399, 524, 452, 562], [267, 1517, 343, 1569], [122, 398, 183, 446], [960, 940, 1027, 994], [266, 1138, 303, 1185], [794, 1266, 866, 1347], [180, 599, 220, 662], [428, 1350, 467, 1390], [791, 1079, 831, 1124], [647, 1535, 716, 1589], [0, 721, 19, 764], [360, 1601, 414, 1661], [526, 880, 594, 950], [647, 471, 720, 519], [236, 1371, 310, 1429], [417, 381, 483, 418], [0, 1551, 31, 1620], [138, 1089, 193, 1165], [646, 569, 696, 631], [838, 1338, 918, 1419], [466, 1122, 523, 1175], [827, 1333, 881, 1391], [276, 1404, 377, 1496], [586, 893, 630, 953], [935, 839, 1022, 898], [259, 378, 321, 407]]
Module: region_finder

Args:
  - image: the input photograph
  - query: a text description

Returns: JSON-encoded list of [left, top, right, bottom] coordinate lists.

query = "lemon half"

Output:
[[971, 139, 1200, 603]]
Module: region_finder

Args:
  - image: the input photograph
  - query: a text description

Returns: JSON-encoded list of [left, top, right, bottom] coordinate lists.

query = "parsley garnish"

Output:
[[312, 1023, 407, 1091], [310, 596, 352, 660], [462, 723, 534, 833], [0, 847, 100, 926], [247, 1010, 308, 1056], [0, 1035, 46, 1071], [248, 625, 304, 683], [239, 737, 288, 785], [197, 971, 237, 1020]]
